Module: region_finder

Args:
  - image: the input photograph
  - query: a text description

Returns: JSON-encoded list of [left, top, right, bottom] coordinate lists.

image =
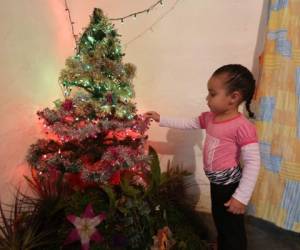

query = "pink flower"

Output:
[[64, 204, 106, 250]]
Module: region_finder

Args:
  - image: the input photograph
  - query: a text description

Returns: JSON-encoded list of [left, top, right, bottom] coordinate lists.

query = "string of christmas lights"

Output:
[[64, 0, 165, 47], [109, 0, 164, 22], [64, 0, 78, 49], [124, 0, 180, 48]]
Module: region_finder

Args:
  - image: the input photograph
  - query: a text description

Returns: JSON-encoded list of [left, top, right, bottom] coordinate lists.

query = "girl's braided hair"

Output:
[[212, 64, 256, 118]]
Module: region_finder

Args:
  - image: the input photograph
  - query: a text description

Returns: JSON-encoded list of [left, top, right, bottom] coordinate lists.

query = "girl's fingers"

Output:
[[144, 112, 155, 117], [227, 205, 244, 214]]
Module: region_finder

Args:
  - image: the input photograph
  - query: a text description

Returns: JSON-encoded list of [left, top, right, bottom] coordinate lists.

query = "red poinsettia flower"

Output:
[[104, 129, 141, 142], [109, 170, 121, 185], [114, 130, 127, 140], [105, 131, 114, 140], [64, 173, 85, 190], [125, 129, 141, 139]]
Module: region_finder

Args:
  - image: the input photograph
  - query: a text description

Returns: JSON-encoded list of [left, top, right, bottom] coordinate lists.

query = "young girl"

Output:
[[144, 64, 260, 250]]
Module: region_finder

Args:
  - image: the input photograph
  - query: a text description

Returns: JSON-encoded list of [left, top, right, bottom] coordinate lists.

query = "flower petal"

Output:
[[88, 217, 100, 228], [99, 212, 106, 222], [66, 214, 77, 224], [83, 203, 95, 218], [64, 228, 80, 245], [81, 242, 90, 250], [91, 231, 104, 243]]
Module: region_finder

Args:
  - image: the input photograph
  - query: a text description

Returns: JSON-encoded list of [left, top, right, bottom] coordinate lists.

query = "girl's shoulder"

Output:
[[235, 115, 258, 146], [198, 112, 214, 129], [238, 114, 256, 128]]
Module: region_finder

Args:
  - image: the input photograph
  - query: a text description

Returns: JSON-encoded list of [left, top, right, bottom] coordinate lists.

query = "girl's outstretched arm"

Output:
[[144, 111, 201, 130]]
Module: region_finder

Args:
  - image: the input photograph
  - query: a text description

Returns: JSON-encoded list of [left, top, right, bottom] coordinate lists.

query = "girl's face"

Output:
[[206, 74, 234, 114]]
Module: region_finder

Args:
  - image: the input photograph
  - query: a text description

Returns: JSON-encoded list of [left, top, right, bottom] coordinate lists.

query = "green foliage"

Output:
[[0, 191, 65, 250], [164, 205, 209, 250], [148, 146, 161, 192], [1, 148, 209, 249], [102, 185, 116, 210]]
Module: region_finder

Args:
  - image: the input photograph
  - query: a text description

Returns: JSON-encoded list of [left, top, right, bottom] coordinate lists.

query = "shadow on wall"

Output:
[[148, 128, 203, 209], [243, 0, 269, 118], [251, 0, 270, 78]]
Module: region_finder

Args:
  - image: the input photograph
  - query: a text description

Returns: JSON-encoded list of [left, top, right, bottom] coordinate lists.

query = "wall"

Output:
[[0, 0, 266, 211]]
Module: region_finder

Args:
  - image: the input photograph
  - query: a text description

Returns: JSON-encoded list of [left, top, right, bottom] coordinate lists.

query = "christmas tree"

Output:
[[0, 9, 209, 250], [28, 8, 150, 195]]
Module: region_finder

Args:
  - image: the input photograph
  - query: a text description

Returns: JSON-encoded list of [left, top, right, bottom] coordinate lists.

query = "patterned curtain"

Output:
[[249, 0, 300, 232]]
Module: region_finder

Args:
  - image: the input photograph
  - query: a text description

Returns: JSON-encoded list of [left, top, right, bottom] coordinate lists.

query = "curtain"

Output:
[[249, 0, 300, 232]]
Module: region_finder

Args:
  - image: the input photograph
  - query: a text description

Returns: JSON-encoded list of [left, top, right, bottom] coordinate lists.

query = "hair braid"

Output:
[[213, 64, 256, 118]]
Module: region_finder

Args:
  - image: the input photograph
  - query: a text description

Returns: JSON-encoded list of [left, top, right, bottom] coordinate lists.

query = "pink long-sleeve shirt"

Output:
[[159, 112, 260, 205]]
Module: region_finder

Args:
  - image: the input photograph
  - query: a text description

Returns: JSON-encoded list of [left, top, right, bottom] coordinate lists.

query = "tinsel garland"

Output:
[[37, 92, 149, 142]]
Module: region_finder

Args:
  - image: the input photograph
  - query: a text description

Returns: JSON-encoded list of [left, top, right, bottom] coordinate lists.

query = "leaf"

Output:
[[117, 206, 129, 215], [53, 99, 62, 108], [120, 178, 140, 197], [101, 185, 116, 210], [148, 146, 161, 190]]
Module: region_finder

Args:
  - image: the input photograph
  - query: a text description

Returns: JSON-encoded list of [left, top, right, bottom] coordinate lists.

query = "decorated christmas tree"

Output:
[[28, 7, 150, 197], [0, 9, 208, 250]]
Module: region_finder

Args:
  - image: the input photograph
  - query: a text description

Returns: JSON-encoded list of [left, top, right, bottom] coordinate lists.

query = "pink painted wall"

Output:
[[0, 0, 267, 211]]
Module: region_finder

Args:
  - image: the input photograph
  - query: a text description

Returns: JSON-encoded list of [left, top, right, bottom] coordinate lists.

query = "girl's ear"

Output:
[[230, 91, 242, 104]]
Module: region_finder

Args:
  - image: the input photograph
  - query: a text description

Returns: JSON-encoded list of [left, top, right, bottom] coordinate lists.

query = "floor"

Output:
[[247, 216, 300, 250], [198, 213, 300, 250]]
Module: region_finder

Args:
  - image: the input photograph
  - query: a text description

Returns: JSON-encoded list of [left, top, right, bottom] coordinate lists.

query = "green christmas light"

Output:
[[87, 36, 95, 44]]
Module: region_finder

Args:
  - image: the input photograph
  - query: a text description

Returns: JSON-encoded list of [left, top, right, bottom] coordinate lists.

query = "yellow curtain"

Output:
[[250, 0, 300, 232]]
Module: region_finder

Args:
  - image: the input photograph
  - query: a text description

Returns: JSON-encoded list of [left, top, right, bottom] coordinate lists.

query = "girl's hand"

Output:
[[143, 111, 160, 122], [224, 197, 246, 214]]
